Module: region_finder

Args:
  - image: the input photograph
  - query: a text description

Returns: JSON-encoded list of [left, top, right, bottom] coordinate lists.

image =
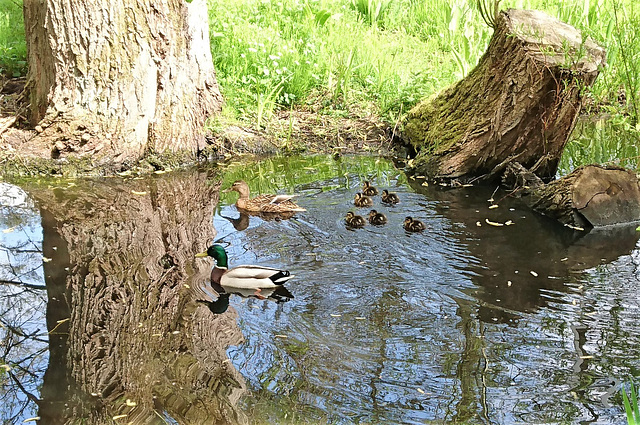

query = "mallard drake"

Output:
[[354, 193, 373, 207], [381, 189, 400, 204], [368, 210, 388, 225], [225, 180, 306, 213], [403, 216, 426, 232], [345, 211, 366, 228], [362, 181, 378, 196], [195, 245, 295, 297]]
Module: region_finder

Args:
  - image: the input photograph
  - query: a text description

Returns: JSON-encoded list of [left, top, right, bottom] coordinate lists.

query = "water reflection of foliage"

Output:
[[560, 119, 640, 175], [0, 183, 47, 423], [213, 154, 406, 206]]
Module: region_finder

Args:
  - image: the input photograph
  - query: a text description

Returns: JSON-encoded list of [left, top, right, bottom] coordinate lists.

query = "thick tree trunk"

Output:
[[22, 0, 222, 164], [401, 9, 606, 183], [26, 172, 247, 424]]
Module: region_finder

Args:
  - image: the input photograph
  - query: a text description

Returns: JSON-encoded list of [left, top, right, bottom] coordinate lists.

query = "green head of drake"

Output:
[[195, 244, 229, 268]]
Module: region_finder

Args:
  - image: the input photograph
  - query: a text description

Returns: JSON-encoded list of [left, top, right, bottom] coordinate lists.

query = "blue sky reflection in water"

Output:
[[213, 156, 640, 425], [0, 155, 639, 424]]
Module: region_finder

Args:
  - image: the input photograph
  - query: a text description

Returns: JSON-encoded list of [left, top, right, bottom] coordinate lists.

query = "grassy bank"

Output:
[[1, 0, 640, 164]]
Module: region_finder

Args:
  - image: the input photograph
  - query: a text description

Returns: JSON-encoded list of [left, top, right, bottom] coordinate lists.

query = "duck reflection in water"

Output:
[[220, 210, 297, 231], [196, 280, 294, 315]]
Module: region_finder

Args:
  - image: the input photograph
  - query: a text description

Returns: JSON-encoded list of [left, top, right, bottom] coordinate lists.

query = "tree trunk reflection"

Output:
[[25, 170, 247, 424]]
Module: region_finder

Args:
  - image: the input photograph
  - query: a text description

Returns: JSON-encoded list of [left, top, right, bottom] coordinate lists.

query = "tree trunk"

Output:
[[401, 9, 606, 183], [22, 0, 222, 164], [26, 172, 247, 424], [524, 164, 640, 229]]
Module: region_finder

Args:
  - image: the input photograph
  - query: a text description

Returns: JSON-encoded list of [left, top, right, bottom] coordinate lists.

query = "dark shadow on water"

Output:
[[408, 179, 640, 324]]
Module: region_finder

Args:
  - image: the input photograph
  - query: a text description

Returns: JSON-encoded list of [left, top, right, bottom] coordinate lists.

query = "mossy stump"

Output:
[[402, 9, 606, 183]]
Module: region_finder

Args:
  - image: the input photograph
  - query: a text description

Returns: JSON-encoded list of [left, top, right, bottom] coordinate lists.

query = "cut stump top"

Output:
[[505, 9, 606, 72]]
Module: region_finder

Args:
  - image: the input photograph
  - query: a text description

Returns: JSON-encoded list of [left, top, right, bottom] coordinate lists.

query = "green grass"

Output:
[[0, 0, 26, 78], [622, 380, 640, 425]]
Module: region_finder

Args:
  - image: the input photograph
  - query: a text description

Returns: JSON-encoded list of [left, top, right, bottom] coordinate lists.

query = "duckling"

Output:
[[362, 181, 379, 196], [381, 189, 400, 205], [225, 180, 305, 213], [345, 211, 366, 228], [368, 210, 388, 225], [195, 245, 295, 297], [403, 216, 426, 232], [354, 193, 373, 207]]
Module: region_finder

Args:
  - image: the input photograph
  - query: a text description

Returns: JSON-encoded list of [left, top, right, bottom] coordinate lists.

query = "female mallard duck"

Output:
[[362, 181, 378, 196], [225, 180, 306, 213], [381, 189, 400, 204], [403, 216, 426, 232], [345, 211, 366, 228], [368, 210, 388, 225], [354, 193, 373, 207], [195, 245, 295, 297]]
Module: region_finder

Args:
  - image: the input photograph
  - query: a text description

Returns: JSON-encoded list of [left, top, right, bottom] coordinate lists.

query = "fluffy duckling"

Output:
[[345, 211, 366, 228], [225, 180, 305, 213], [403, 216, 426, 232], [368, 210, 388, 225], [354, 193, 373, 207], [381, 189, 400, 205], [362, 181, 379, 196]]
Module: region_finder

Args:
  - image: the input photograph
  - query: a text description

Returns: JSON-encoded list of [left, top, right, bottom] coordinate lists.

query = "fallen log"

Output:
[[401, 9, 606, 183], [505, 163, 640, 228]]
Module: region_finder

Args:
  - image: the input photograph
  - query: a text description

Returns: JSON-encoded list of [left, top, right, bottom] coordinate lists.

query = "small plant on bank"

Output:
[[622, 380, 640, 425]]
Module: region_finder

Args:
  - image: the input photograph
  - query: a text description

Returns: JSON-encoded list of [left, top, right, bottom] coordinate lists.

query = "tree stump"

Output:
[[526, 164, 640, 228], [401, 9, 606, 183]]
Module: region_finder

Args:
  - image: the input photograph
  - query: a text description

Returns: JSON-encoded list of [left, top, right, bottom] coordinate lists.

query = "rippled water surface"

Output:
[[1, 155, 639, 424]]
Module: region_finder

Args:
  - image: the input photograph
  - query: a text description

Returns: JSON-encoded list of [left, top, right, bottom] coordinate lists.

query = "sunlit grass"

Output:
[[0, 0, 26, 77], [559, 118, 640, 174]]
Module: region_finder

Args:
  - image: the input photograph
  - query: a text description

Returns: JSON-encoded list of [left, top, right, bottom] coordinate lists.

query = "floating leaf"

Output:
[[275, 334, 288, 339], [488, 204, 498, 209], [417, 388, 425, 394], [22, 417, 40, 423], [330, 314, 341, 317], [485, 219, 504, 227], [42, 256, 52, 262], [530, 271, 538, 277]]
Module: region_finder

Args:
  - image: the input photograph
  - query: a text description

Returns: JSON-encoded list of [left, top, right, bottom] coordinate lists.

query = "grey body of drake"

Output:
[[196, 245, 295, 292]]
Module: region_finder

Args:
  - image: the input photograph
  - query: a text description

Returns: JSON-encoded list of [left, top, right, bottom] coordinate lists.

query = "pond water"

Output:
[[1, 154, 639, 424]]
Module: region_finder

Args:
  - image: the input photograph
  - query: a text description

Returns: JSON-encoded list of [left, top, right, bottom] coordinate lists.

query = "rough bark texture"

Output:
[[22, 0, 222, 164], [27, 171, 247, 424], [526, 164, 640, 228], [402, 9, 606, 183]]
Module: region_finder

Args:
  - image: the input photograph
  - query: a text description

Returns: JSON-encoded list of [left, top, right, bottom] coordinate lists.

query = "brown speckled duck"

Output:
[[368, 210, 388, 225], [381, 190, 400, 204], [362, 181, 378, 196], [403, 216, 426, 232], [354, 193, 373, 207], [345, 211, 366, 228], [225, 180, 306, 213]]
